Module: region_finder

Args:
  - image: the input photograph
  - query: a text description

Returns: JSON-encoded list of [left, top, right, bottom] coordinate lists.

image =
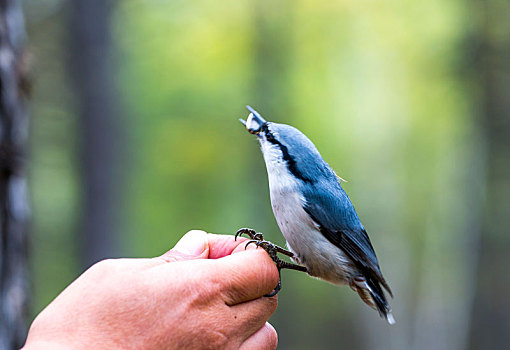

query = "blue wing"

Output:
[[301, 181, 392, 296]]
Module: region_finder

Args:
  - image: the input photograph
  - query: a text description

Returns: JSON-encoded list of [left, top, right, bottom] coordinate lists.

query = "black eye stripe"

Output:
[[263, 128, 312, 183]]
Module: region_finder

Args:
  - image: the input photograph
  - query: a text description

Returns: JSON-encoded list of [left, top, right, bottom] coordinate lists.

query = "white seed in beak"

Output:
[[246, 113, 263, 134]]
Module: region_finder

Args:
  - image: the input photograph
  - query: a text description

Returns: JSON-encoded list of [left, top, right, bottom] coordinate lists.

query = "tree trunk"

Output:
[[69, 0, 123, 269], [469, 1, 510, 348], [0, 0, 30, 348]]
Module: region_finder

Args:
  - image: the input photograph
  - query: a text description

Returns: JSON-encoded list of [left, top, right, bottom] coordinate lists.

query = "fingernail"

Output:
[[172, 230, 208, 256]]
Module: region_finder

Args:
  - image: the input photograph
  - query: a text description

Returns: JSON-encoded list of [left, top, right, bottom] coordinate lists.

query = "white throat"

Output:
[[259, 139, 298, 194]]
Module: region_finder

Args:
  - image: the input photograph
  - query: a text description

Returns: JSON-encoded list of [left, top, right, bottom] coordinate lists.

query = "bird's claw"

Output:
[[235, 228, 263, 241], [235, 228, 308, 297], [264, 273, 282, 297]]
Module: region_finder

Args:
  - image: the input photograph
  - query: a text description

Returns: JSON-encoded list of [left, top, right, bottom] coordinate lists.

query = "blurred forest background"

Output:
[[17, 0, 510, 349]]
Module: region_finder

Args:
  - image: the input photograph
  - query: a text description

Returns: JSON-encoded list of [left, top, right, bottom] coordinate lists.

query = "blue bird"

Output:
[[237, 106, 395, 324]]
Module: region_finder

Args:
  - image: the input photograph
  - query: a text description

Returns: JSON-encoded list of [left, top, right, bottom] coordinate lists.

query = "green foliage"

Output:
[[27, 0, 487, 348]]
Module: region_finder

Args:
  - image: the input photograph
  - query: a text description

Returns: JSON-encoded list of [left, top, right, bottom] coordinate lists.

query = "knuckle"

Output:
[[239, 324, 278, 350], [266, 327, 278, 349]]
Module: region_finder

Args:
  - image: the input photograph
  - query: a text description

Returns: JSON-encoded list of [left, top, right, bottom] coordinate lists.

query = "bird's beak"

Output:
[[239, 105, 267, 134]]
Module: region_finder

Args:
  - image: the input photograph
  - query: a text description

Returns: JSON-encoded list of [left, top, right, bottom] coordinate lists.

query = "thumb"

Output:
[[160, 230, 210, 262]]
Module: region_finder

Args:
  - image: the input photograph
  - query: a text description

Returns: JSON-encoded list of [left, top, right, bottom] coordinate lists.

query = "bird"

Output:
[[237, 105, 395, 324]]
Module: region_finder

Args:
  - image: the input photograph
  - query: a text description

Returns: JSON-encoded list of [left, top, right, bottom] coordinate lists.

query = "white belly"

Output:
[[270, 188, 354, 285]]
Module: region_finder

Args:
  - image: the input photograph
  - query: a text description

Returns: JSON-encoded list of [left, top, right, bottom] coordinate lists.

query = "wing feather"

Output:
[[302, 183, 392, 296]]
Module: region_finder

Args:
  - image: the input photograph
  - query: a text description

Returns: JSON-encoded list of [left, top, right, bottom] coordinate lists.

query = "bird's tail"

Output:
[[350, 276, 395, 325]]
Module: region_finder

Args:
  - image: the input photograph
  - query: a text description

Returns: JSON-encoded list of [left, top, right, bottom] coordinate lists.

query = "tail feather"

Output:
[[351, 276, 395, 325]]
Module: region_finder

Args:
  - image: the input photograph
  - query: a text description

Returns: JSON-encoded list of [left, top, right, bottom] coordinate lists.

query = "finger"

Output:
[[158, 231, 251, 263], [229, 295, 277, 338], [205, 234, 251, 259], [239, 323, 278, 350], [210, 249, 279, 305], [159, 230, 210, 262]]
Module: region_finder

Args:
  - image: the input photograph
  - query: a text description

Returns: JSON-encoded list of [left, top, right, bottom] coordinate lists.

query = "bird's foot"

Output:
[[235, 228, 308, 297], [235, 228, 264, 242]]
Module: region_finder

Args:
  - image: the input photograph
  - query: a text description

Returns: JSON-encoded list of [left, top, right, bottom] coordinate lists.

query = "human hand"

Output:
[[23, 230, 280, 350]]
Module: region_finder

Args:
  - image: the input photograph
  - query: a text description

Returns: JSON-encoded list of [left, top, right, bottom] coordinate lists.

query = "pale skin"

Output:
[[23, 230, 280, 350]]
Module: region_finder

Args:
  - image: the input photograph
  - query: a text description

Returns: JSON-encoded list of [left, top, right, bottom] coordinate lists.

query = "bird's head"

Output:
[[240, 106, 335, 184]]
